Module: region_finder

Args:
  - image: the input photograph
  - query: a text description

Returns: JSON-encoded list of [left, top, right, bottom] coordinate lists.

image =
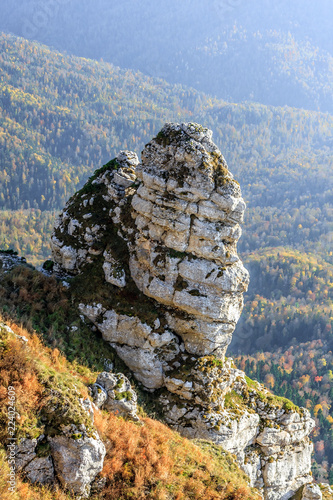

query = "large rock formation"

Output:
[[51, 122, 318, 500]]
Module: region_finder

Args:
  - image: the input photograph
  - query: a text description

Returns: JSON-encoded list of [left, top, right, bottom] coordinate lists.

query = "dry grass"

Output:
[[0, 323, 43, 441], [0, 264, 130, 375], [0, 317, 261, 500], [94, 411, 259, 500], [0, 318, 95, 442]]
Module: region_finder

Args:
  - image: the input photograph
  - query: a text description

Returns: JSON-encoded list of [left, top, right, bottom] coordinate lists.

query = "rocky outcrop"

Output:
[[301, 484, 323, 499], [15, 438, 54, 484], [130, 123, 248, 358], [50, 150, 139, 276], [0, 251, 27, 273], [159, 358, 314, 500], [78, 302, 180, 389], [51, 122, 318, 500]]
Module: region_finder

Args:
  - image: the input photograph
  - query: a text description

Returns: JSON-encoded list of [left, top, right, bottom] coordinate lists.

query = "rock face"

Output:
[[301, 484, 323, 500], [0, 251, 27, 272], [130, 123, 247, 358], [15, 438, 54, 484], [51, 123, 318, 500]]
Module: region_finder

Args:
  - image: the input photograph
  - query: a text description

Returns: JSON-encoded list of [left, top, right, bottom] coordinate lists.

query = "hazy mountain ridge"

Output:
[[1, 0, 333, 112]]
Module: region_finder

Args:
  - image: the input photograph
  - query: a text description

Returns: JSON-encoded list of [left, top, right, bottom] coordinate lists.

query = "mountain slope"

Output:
[[1, 0, 333, 112], [0, 34, 332, 478], [0, 33, 332, 262], [0, 294, 260, 499]]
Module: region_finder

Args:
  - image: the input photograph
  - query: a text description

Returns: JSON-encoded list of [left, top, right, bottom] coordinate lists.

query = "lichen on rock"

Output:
[[50, 122, 317, 500], [15, 437, 55, 485], [91, 371, 139, 421]]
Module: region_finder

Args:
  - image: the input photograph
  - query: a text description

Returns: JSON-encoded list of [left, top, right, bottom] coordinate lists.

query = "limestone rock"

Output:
[[103, 250, 126, 287], [15, 383, 106, 493], [113, 150, 138, 188], [261, 440, 313, 500], [160, 362, 315, 500], [301, 483, 323, 500], [50, 150, 139, 276], [15, 437, 55, 484], [91, 371, 139, 420], [130, 122, 249, 358], [23, 456, 55, 484], [51, 123, 316, 500], [0, 251, 26, 272], [80, 397, 95, 423], [318, 484, 332, 498], [79, 303, 180, 389], [15, 438, 38, 471], [49, 425, 106, 498]]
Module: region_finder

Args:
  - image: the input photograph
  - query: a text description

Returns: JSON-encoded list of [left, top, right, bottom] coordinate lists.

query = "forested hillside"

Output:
[[1, 0, 333, 112], [0, 33, 332, 478], [232, 249, 333, 352], [235, 339, 333, 483], [0, 35, 196, 211], [0, 34, 332, 259]]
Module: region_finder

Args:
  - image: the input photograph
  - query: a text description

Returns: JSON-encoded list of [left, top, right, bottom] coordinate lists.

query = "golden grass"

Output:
[[95, 411, 259, 500], [0, 317, 260, 500]]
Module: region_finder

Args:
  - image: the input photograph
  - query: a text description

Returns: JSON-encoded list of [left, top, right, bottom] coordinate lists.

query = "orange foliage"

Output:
[[94, 411, 257, 500], [315, 440, 325, 456], [264, 373, 275, 388], [0, 327, 43, 442], [313, 404, 323, 417]]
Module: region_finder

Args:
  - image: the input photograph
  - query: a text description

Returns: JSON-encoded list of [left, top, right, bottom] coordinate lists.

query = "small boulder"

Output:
[[91, 371, 139, 421], [15, 438, 38, 471], [24, 456, 54, 484], [15, 437, 54, 484], [49, 424, 106, 498]]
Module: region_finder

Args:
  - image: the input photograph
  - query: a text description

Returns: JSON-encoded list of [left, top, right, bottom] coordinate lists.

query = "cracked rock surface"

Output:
[[15, 438, 55, 484], [49, 426, 105, 498], [91, 371, 139, 421], [14, 393, 105, 496], [51, 123, 318, 500]]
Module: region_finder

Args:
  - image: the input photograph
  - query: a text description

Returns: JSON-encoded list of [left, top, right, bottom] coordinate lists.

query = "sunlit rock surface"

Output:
[[51, 123, 318, 500]]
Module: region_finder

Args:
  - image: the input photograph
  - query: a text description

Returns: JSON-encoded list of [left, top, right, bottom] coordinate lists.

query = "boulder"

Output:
[[91, 371, 139, 420], [49, 425, 105, 498], [15, 437, 55, 485]]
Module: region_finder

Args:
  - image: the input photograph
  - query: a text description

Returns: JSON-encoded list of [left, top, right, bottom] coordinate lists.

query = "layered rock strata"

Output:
[[130, 123, 247, 358], [51, 123, 318, 500]]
